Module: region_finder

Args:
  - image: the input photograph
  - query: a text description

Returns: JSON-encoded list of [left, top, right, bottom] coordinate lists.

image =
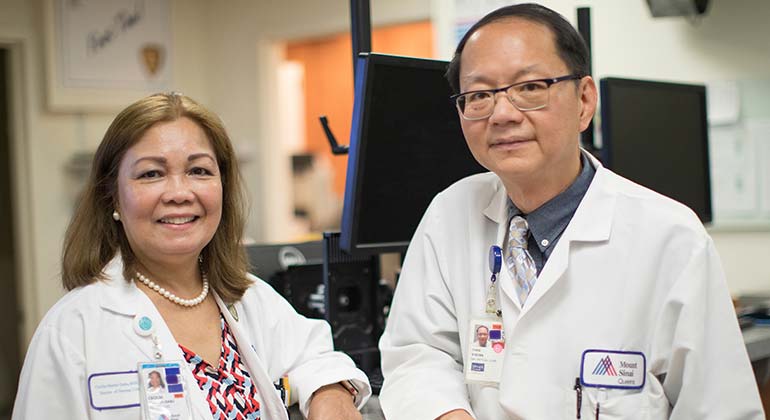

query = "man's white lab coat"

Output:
[[379, 161, 763, 419]]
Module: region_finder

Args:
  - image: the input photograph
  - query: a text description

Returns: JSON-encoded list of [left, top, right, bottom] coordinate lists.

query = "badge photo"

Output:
[[138, 361, 193, 420]]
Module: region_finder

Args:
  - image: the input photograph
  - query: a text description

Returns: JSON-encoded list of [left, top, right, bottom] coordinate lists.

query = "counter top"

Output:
[[743, 325, 770, 361], [288, 396, 383, 420]]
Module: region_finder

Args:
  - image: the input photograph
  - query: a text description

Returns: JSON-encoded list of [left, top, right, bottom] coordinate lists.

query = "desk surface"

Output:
[[361, 396, 385, 420]]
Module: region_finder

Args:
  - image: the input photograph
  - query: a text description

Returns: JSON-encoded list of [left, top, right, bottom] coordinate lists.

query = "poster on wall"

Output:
[[44, 0, 172, 112], [746, 119, 770, 216], [452, 0, 516, 45], [707, 80, 770, 225], [431, 0, 518, 59]]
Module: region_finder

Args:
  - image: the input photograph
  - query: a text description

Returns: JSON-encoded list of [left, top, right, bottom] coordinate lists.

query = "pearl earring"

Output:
[[112, 210, 120, 221]]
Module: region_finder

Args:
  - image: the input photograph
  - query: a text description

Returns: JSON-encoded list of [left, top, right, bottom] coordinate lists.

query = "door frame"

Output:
[[0, 39, 37, 352]]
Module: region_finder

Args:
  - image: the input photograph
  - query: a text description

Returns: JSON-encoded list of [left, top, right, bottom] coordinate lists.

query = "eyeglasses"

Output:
[[451, 74, 584, 120]]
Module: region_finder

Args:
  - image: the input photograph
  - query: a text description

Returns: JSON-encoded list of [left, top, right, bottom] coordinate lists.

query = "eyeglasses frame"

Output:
[[450, 74, 585, 120]]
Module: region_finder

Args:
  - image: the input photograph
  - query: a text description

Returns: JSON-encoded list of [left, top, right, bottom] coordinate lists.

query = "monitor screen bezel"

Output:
[[599, 77, 713, 223], [340, 53, 465, 256]]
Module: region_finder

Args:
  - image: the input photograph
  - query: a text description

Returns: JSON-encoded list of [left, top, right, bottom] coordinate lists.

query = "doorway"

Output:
[[0, 46, 22, 417], [281, 20, 434, 240]]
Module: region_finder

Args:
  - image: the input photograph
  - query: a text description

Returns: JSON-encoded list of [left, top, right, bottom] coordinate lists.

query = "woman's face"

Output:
[[149, 372, 162, 387], [117, 117, 223, 266]]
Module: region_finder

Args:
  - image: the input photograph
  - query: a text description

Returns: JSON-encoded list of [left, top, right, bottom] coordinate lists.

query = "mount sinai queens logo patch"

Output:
[[581, 350, 645, 389]]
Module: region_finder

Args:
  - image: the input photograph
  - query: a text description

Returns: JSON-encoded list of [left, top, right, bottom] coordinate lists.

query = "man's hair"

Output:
[[445, 3, 590, 94], [62, 92, 251, 302]]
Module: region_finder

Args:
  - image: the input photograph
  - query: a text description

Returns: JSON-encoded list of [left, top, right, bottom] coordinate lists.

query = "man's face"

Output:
[[457, 18, 596, 190], [477, 326, 489, 347]]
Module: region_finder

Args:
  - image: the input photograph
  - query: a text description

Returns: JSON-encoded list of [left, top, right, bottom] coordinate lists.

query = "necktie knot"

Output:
[[509, 215, 529, 249]]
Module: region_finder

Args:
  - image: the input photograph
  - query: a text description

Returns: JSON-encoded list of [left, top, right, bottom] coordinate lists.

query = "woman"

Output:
[[12, 93, 369, 420], [147, 371, 166, 393]]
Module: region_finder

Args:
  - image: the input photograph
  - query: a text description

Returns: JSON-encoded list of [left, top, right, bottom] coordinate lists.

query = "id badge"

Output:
[[138, 361, 193, 420], [464, 317, 506, 384]]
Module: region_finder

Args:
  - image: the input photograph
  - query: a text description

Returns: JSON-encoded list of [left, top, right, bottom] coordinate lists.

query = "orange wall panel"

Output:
[[286, 21, 434, 198]]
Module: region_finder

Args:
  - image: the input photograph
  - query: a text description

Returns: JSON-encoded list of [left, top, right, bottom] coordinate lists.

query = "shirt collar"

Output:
[[508, 152, 596, 252]]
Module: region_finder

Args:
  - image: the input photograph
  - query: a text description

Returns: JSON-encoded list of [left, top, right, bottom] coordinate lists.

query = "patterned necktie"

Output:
[[506, 215, 538, 305]]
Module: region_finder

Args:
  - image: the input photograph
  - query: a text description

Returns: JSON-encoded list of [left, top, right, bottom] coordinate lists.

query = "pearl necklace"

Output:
[[136, 271, 209, 307]]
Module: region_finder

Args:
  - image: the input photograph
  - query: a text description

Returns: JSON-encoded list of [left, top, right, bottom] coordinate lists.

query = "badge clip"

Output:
[[486, 246, 503, 317]]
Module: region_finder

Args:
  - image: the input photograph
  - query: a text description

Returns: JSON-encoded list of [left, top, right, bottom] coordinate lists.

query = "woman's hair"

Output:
[[62, 92, 251, 302]]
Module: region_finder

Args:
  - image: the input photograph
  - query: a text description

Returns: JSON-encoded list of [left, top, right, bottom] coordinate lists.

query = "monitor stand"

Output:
[[323, 231, 384, 393]]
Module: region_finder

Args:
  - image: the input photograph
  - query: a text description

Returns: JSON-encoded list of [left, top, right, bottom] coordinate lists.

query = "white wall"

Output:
[[1, 0, 122, 344], [554, 0, 770, 295], [5, 0, 768, 349], [0, 0, 431, 347], [433, 0, 770, 295], [0, 0, 213, 344], [199, 0, 432, 245]]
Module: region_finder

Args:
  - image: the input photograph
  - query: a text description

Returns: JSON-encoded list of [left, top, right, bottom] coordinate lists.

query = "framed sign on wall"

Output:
[[44, 0, 172, 112]]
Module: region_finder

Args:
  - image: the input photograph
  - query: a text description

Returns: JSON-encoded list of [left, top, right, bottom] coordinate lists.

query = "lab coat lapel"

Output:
[[97, 258, 160, 362], [482, 178, 523, 312], [97, 257, 217, 420], [215, 293, 289, 420], [150, 309, 212, 420], [519, 161, 617, 316]]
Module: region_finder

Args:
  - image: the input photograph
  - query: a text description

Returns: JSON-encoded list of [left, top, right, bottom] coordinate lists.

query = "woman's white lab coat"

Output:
[[13, 258, 370, 419], [379, 160, 763, 419]]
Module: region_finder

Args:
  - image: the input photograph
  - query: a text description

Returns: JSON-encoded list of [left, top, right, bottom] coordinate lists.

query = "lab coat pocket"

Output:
[[90, 406, 142, 420], [565, 374, 670, 419], [467, 383, 508, 420]]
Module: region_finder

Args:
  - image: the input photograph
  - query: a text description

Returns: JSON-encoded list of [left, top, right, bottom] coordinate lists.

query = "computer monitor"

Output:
[[244, 241, 327, 317], [599, 77, 712, 223], [244, 241, 323, 282], [340, 53, 487, 256]]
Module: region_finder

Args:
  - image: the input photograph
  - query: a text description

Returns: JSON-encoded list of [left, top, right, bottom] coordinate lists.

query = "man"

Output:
[[378, 3, 764, 420], [475, 325, 489, 348]]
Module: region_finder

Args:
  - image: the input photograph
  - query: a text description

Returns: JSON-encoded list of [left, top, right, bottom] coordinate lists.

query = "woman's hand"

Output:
[[307, 383, 362, 420]]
